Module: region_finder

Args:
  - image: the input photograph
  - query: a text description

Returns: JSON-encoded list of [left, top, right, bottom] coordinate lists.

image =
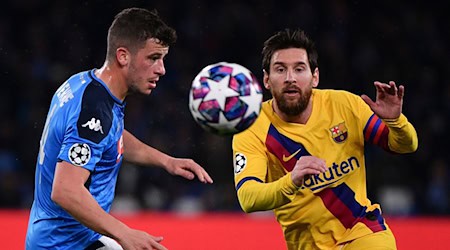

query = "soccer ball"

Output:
[[189, 62, 263, 136]]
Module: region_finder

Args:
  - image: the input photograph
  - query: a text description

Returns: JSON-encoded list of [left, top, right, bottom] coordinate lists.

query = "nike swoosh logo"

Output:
[[282, 148, 302, 162]]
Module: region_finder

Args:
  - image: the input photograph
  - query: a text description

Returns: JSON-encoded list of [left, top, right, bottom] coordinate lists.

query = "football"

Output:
[[189, 62, 263, 136]]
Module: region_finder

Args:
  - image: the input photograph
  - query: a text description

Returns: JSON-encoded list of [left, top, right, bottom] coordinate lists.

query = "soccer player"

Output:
[[232, 28, 418, 250], [25, 8, 213, 250]]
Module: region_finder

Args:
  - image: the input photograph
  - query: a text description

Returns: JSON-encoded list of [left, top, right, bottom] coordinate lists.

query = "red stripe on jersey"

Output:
[[373, 122, 386, 145], [317, 188, 355, 228], [359, 210, 386, 233], [378, 127, 390, 151], [364, 116, 378, 141], [265, 133, 296, 172], [318, 184, 387, 232]]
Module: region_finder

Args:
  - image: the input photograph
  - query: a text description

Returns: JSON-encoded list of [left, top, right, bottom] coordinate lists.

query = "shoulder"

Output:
[[314, 88, 358, 100], [314, 89, 364, 107], [234, 101, 271, 142], [72, 71, 118, 144]]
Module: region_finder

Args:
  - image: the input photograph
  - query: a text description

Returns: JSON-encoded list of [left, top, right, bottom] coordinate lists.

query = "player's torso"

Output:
[[254, 90, 384, 248], [39, 70, 125, 208], [28, 70, 126, 248]]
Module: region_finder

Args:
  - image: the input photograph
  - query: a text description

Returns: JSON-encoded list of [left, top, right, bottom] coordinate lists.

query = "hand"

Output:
[[118, 228, 167, 250], [291, 156, 327, 187], [165, 157, 213, 184], [361, 81, 404, 119]]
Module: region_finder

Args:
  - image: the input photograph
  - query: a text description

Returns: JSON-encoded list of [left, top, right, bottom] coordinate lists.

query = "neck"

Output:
[[95, 61, 128, 101]]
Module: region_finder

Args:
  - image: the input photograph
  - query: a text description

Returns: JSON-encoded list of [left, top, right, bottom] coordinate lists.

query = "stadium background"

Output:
[[1, 0, 449, 249]]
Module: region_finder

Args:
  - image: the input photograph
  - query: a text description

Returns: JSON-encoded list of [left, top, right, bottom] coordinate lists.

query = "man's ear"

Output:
[[116, 47, 130, 67], [312, 67, 319, 87], [263, 69, 270, 89]]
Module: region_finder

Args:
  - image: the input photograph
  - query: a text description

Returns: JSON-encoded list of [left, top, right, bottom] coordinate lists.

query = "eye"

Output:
[[275, 67, 285, 73], [148, 54, 163, 62]]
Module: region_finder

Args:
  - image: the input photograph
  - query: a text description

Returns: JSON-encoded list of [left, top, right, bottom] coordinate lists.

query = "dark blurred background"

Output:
[[1, 0, 448, 216]]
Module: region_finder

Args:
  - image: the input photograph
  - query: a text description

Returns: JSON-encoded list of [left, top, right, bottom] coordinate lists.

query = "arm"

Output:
[[233, 131, 327, 213], [361, 81, 418, 153], [383, 114, 418, 153], [237, 174, 298, 213], [237, 156, 327, 213], [122, 129, 213, 183], [52, 161, 166, 250]]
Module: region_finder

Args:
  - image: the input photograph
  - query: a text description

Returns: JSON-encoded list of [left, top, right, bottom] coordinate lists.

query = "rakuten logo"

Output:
[[302, 156, 361, 191]]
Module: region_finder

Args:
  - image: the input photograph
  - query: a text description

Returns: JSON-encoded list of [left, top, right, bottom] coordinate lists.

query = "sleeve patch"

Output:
[[77, 82, 114, 144], [234, 152, 247, 174], [68, 143, 91, 166]]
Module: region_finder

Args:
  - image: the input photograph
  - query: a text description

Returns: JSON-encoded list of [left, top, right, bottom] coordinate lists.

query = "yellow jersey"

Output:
[[232, 89, 418, 249]]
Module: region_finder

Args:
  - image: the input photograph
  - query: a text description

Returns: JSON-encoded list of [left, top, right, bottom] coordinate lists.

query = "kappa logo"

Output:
[[282, 148, 302, 162], [82, 118, 104, 134]]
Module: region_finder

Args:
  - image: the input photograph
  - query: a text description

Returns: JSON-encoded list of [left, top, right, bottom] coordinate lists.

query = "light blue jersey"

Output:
[[26, 69, 125, 249]]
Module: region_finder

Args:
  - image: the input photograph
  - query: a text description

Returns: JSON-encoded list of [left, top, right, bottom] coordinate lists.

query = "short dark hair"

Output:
[[106, 8, 177, 59], [262, 28, 318, 74]]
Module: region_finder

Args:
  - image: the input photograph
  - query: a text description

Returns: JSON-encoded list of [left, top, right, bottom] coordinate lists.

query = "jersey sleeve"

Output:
[[232, 128, 299, 213], [57, 83, 113, 171], [382, 114, 418, 153], [352, 92, 418, 153]]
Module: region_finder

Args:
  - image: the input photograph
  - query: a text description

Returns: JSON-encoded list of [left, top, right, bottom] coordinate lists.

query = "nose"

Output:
[[155, 60, 166, 76], [285, 68, 296, 83]]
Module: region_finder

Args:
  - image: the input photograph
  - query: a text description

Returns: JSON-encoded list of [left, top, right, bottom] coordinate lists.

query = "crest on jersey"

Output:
[[329, 122, 348, 143], [68, 143, 91, 166], [234, 153, 247, 174]]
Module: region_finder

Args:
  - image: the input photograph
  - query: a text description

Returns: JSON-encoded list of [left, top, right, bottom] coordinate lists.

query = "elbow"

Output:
[[405, 128, 419, 153], [237, 189, 258, 213], [389, 137, 419, 154], [239, 201, 257, 213], [51, 186, 64, 206], [405, 137, 419, 153], [51, 183, 72, 207]]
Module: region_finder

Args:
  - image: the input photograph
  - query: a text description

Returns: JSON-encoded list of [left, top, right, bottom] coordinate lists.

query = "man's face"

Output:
[[127, 38, 169, 95], [264, 48, 318, 116]]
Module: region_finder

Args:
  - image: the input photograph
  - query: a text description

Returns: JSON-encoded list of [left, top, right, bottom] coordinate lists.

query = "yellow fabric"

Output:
[[341, 227, 396, 250], [232, 89, 418, 249]]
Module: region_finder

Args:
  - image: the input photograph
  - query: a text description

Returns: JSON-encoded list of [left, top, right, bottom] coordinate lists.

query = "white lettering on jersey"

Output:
[[80, 73, 87, 84], [56, 81, 74, 107], [82, 118, 104, 134]]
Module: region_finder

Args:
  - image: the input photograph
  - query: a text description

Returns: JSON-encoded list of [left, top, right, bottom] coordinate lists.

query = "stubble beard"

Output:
[[127, 62, 148, 96]]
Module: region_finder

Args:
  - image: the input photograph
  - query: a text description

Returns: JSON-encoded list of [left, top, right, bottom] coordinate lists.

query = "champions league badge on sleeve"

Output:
[[68, 143, 91, 166], [234, 153, 247, 174]]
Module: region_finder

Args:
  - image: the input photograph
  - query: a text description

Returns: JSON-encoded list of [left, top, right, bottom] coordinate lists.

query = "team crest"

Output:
[[329, 122, 348, 143]]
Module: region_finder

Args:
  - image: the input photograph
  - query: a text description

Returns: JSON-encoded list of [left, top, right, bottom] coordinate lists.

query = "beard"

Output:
[[273, 84, 313, 116]]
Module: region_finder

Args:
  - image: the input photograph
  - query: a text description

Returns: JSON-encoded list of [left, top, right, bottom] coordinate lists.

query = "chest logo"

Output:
[[330, 122, 348, 143], [282, 148, 302, 162]]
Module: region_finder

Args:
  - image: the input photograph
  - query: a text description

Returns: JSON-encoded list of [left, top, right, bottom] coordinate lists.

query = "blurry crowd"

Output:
[[1, 0, 448, 215]]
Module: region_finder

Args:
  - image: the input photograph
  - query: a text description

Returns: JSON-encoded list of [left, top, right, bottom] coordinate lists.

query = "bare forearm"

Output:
[[53, 186, 128, 240], [122, 129, 172, 168]]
